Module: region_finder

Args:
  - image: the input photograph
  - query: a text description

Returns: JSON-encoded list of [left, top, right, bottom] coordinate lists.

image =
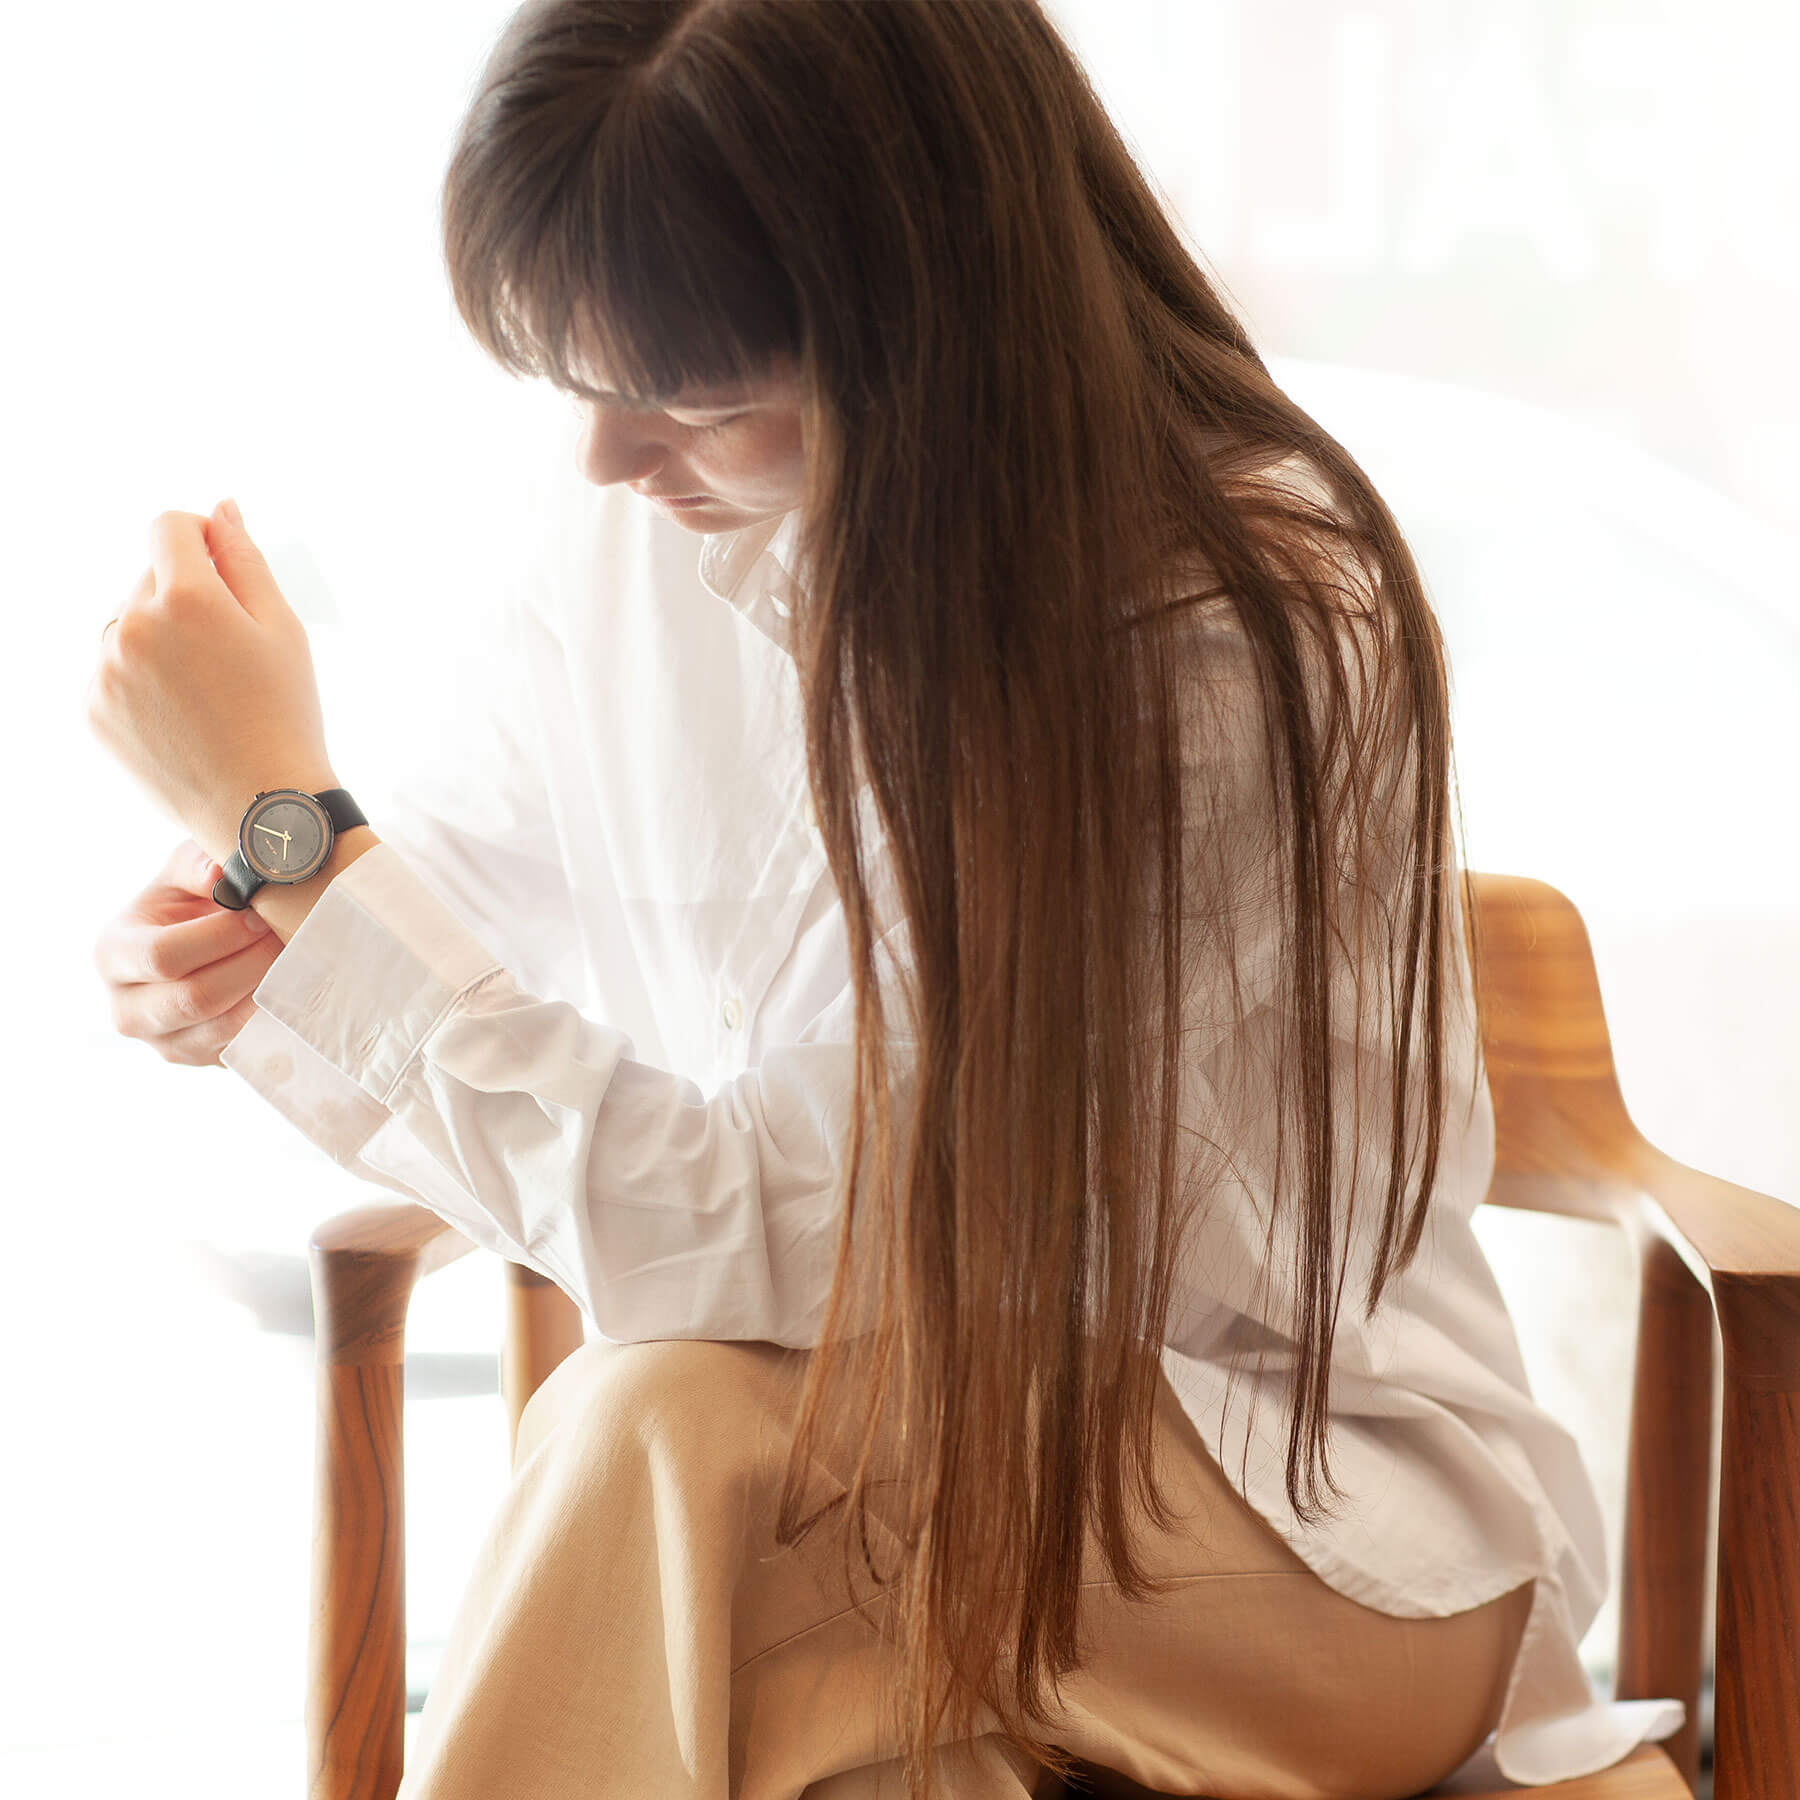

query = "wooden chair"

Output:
[[303, 873, 1800, 1799]]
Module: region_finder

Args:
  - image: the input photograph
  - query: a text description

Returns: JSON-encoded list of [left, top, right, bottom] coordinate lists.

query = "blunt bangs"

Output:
[[443, 32, 802, 407]]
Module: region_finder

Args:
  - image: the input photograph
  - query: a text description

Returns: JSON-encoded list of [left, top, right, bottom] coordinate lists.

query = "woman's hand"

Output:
[[84, 499, 339, 867], [95, 837, 287, 1068]]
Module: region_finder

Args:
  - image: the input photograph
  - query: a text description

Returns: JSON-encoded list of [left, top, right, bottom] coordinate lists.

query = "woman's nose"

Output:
[[573, 406, 669, 489]]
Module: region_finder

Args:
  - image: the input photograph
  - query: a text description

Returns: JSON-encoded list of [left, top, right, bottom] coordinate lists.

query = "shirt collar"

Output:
[[696, 508, 805, 653]]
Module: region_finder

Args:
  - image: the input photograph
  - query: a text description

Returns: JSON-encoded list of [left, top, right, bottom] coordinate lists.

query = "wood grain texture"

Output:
[[1421, 1743, 1691, 1798], [1054, 1743, 1687, 1797], [309, 1203, 474, 1366], [1616, 1233, 1715, 1789], [1711, 1385, 1800, 1800], [307, 1362, 405, 1800], [306, 1204, 473, 1800]]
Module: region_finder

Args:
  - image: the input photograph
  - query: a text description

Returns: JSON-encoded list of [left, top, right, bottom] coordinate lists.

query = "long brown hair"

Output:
[[440, 3, 1482, 1793]]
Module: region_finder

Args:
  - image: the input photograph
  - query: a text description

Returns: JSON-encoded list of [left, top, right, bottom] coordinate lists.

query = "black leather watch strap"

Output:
[[212, 847, 262, 912], [316, 788, 369, 834], [211, 787, 368, 911]]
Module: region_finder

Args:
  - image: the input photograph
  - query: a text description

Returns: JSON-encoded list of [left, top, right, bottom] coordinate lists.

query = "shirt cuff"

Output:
[[234, 839, 507, 1108]]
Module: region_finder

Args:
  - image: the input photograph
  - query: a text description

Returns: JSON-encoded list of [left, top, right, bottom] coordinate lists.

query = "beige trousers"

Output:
[[395, 1337, 1534, 1800]]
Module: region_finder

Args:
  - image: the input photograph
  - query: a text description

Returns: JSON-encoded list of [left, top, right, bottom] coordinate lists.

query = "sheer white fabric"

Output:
[[222, 438, 1681, 1786]]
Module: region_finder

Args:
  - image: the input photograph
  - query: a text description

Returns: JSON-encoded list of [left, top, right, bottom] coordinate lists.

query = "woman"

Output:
[[90, 2, 1680, 1795]]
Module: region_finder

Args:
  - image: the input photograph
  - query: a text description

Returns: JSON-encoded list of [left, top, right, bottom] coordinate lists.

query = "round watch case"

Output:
[[239, 788, 335, 885]]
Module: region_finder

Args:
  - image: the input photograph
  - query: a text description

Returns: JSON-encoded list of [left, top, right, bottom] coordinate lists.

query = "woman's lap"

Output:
[[397, 1336, 1532, 1800]]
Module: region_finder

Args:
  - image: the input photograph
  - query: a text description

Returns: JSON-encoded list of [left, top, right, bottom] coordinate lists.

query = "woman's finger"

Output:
[[95, 901, 274, 988], [160, 992, 264, 1069], [168, 837, 225, 900], [146, 511, 216, 604], [111, 933, 280, 1041]]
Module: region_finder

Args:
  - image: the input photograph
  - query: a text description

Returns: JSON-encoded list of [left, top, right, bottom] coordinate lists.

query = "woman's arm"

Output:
[[222, 834, 909, 1348]]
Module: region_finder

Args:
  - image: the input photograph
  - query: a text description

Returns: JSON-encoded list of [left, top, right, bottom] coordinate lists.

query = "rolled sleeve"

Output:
[[239, 840, 507, 1108]]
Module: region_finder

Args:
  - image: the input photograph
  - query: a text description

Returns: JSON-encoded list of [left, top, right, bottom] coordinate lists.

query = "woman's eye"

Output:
[[675, 411, 748, 432]]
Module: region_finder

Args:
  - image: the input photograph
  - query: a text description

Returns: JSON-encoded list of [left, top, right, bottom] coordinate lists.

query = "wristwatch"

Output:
[[212, 786, 368, 911]]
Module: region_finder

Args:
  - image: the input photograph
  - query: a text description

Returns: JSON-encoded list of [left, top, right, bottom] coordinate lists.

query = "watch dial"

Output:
[[244, 795, 328, 881]]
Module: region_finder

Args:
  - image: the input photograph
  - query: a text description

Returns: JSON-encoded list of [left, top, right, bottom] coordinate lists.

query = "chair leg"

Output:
[[1710, 1382, 1800, 1800], [501, 1263, 586, 1467], [1617, 1232, 1715, 1792], [308, 1230, 422, 1800], [309, 1360, 407, 1800]]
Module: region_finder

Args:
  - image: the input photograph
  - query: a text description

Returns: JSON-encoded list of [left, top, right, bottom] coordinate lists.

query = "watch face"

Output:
[[241, 791, 331, 883]]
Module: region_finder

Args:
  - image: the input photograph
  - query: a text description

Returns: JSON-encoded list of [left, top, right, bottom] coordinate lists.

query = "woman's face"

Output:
[[567, 351, 809, 532]]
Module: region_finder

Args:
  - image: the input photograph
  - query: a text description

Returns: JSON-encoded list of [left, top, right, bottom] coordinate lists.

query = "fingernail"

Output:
[[220, 497, 244, 528]]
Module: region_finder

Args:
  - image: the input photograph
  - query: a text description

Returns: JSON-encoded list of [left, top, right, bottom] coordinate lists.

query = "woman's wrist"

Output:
[[248, 825, 382, 945]]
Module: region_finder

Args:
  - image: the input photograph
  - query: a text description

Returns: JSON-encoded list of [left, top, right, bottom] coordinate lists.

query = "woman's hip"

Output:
[[514, 1333, 1531, 1797]]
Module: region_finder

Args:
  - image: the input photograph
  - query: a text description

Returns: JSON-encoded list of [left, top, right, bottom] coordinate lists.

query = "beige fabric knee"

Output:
[[397, 1337, 1532, 1800]]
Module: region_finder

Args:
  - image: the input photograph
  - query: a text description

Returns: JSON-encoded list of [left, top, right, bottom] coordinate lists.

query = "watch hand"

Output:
[[254, 823, 286, 842]]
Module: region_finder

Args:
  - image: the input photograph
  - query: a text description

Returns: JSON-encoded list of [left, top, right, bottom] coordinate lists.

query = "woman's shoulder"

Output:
[[1150, 442, 1409, 832]]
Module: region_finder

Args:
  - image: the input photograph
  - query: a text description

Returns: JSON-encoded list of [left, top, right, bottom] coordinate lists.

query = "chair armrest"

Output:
[[1622, 1141, 1800, 1383], [309, 1202, 478, 1362]]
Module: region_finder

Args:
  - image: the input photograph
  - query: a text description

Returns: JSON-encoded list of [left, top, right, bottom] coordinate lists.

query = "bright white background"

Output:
[[5, 2, 1795, 1792]]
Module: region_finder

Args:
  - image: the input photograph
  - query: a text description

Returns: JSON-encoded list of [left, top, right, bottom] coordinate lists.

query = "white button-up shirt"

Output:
[[221, 442, 1680, 1787]]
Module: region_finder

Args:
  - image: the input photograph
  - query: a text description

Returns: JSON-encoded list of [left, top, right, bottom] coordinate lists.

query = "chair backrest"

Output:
[[1463, 871, 1641, 1221]]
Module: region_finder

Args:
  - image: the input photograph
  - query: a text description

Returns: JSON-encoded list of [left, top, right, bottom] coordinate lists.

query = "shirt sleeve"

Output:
[[220, 836, 877, 1348]]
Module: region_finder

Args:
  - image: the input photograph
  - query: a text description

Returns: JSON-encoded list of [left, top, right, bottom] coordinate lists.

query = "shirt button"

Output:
[[721, 996, 743, 1031]]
